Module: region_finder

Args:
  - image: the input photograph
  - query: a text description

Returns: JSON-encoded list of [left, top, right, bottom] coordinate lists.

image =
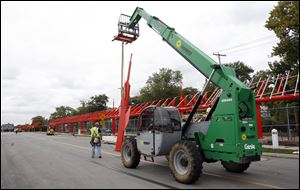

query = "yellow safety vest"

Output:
[[90, 127, 100, 138], [206, 107, 211, 114]]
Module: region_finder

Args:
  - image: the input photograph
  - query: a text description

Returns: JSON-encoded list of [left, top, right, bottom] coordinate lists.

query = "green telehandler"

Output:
[[119, 7, 262, 184]]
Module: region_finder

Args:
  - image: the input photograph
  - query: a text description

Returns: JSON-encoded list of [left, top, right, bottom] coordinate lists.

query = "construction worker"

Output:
[[90, 122, 102, 158], [206, 105, 212, 114], [203, 105, 212, 119]]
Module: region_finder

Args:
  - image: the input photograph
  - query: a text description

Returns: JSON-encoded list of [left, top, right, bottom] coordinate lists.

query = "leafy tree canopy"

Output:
[[31, 115, 46, 124], [140, 68, 183, 102], [225, 61, 254, 83], [265, 1, 299, 75]]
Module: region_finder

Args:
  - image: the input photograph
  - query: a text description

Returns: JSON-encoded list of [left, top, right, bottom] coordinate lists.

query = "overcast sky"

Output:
[[1, 1, 279, 125]]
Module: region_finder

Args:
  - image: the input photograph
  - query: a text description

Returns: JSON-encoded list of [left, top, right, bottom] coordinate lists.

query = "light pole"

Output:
[[121, 42, 124, 99], [113, 13, 139, 101]]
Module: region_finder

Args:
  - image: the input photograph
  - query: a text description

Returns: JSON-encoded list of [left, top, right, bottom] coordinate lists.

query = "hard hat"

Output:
[[95, 122, 100, 126]]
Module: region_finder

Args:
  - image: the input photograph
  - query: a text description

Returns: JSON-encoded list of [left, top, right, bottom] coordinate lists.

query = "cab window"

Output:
[[139, 107, 154, 131], [154, 107, 181, 132]]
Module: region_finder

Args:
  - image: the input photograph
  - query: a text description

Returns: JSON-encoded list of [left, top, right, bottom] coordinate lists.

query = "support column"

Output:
[[62, 124, 65, 133], [70, 123, 74, 133], [80, 122, 85, 135], [256, 102, 263, 139], [56, 125, 59, 133], [112, 118, 116, 135], [115, 54, 132, 152]]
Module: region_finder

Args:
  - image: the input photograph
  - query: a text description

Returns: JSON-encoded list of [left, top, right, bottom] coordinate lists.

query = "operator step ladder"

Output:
[[113, 14, 139, 43]]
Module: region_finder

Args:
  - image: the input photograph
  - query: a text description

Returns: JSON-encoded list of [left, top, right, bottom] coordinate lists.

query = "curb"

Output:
[[262, 152, 299, 159], [262, 145, 299, 151]]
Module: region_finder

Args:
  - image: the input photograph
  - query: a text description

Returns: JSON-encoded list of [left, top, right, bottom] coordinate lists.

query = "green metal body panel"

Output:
[[197, 91, 262, 163], [128, 7, 262, 163]]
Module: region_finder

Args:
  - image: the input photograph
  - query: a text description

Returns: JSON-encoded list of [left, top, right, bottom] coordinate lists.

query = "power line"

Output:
[[224, 39, 277, 54], [172, 35, 277, 72], [110, 35, 278, 95], [214, 35, 276, 53]]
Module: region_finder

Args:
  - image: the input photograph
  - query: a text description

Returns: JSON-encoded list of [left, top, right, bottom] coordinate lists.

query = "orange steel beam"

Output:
[[115, 54, 133, 151]]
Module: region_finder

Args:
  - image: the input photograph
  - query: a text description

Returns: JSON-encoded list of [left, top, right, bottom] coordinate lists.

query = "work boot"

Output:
[[99, 156, 102, 158]]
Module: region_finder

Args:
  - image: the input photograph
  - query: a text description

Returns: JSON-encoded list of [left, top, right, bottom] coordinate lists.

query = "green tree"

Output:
[[224, 61, 254, 83], [265, 1, 299, 75], [140, 68, 182, 102], [50, 106, 77, 120], [264, 1, 299, 115], [85, 94, 109, 112], [31, 116, 45, 124], [130, 95, 143, 105], [253, 69, 272, 80], [251, 69, 272, 97], [76, 100, 88, 115], [31, 116, 47, 131], [182, 87, 199, 97], [129, 87, 198, 104], [50, 94, 109, 120], [202, 61, 254, 96]]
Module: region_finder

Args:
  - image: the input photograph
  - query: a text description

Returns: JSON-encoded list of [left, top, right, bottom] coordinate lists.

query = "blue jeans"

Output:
[[91, 144, 101, 158]]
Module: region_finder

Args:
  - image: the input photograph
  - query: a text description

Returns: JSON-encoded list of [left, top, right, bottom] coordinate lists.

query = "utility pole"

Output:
[[213, 52, 226, 64]]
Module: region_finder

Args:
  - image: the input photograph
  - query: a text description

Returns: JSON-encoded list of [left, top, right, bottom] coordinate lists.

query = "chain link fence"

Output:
[[261, 104, 299, 144]]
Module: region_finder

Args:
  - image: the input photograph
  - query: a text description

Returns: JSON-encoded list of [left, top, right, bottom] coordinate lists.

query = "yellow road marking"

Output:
[[30, 135, 284, 189]]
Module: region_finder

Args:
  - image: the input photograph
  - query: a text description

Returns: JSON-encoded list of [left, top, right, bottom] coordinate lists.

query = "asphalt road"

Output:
[[1, 132, 299, 189]]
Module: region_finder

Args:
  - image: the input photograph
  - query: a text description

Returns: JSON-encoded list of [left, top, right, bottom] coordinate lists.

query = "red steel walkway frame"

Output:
[[19, 72, 298, 141]]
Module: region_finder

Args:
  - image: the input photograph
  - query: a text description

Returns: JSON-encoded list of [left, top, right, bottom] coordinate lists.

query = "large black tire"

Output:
[[169, 141, 203, 184], [221, 161, 250, 173], [121, 138, 140, 168]]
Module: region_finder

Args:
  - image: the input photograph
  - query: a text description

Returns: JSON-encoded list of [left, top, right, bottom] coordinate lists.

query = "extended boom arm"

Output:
[[128, 7, 247, 92]]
